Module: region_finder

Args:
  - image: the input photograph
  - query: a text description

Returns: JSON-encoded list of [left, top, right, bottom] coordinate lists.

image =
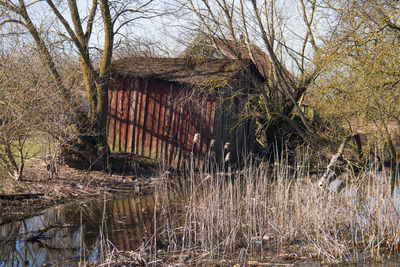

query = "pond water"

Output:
[[2, 190, 400, 266], [0, 194, 157, 266]]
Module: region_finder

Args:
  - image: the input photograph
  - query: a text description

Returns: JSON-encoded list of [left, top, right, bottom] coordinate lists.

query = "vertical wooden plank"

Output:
[[164, 84, 173, 164], [205, 100, 213, 148], [176, 106, 184, 166], [183, 108, 190, 169], [208, 101, 214, 138], [141, 79, 150, 156], [112, 85, 120, 151], [209, 101, 216, 147], [169, 102, 179, 166], [197, 100, 206, 167], [107, 84, 115, 150], [154, 85, 163, 159], [207, 100, 216, 166], [201, 100, 212, 170], [124, 82, 132, 152], [145, 82, 153, 158], [131, 79, 139, 154], [213, 100, 225, 164], [223, 98, 231, 162], [159, 87, 168, 163], [118, 86, 125, 152], [107, 85, 111, 145], [167, 102, 175, 166], [120, 82, 129, 152], [126, 80, 134, 153], [186, 108, 194, 155], [176, 107, 186, 170], [205, 102, 212, 149], [135, 79, 144, 156], [191, 103, 201, 166], [234, 93, 242, 164], [184, 107, 195, 170], [148, 85, 156, 158]]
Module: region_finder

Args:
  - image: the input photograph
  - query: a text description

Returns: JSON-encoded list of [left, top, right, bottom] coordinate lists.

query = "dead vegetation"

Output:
[[149, 151, 400, 265]]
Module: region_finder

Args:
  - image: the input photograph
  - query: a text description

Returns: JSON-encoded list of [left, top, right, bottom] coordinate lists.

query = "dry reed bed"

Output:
[[151, 157, 400, 265]]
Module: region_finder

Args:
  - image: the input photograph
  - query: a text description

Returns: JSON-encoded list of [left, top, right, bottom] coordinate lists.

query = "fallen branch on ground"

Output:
[[0, 193, 44, 200]]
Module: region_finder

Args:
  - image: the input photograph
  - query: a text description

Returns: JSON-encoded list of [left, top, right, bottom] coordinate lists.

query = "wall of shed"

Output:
[[108, 76, 215, 169], [211, 77, 255, 166], [107, 76, 253, 169]]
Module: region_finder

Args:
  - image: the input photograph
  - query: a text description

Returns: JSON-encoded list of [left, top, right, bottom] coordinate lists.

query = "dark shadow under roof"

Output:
[[110, 57, 257, 85]]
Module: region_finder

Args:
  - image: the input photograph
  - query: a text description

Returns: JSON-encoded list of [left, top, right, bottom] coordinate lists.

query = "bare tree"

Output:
[[174, 0, 328, 151], [0, 0, 159, 168]]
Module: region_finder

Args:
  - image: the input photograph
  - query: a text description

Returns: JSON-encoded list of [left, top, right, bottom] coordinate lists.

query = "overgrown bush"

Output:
[[0, 49, 77, 180]]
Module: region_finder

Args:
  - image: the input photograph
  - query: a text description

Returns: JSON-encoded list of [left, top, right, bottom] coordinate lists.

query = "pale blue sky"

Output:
[[1, 0, 319, 72]]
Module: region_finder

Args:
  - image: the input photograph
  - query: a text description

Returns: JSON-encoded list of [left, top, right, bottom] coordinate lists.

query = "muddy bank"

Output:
[[0, 158, 157, 225]]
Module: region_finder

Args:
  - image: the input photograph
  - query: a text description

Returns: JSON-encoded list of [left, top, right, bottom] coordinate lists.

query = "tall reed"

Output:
[[154, 152, 400, 265]]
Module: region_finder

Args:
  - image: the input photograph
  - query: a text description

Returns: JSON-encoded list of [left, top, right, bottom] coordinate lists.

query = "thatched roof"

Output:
[[180, 35, 272, 79], [110, 57, 258, 85]]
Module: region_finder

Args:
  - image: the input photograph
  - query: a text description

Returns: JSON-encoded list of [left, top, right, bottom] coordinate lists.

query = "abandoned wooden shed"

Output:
[[107, 57, 263, 169]]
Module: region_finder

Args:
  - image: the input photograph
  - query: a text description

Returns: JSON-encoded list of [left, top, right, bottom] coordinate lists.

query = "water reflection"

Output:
[[0, 194, 157, 266]]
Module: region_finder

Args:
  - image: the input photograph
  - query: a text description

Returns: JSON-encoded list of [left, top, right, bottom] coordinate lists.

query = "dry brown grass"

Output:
[[151, 154, 400, 265]]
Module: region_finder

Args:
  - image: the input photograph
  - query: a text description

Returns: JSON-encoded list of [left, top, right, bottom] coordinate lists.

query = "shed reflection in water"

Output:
[[0, 194, 157, 266]]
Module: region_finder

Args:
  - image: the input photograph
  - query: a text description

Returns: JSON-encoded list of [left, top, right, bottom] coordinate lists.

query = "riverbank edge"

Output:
[[0, 160, 157, 226]]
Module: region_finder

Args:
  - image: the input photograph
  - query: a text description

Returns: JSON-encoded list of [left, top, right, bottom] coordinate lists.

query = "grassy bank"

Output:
[[148, 155, 400, 265]]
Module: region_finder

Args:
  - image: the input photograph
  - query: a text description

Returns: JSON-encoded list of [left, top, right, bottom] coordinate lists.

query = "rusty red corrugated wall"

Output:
[[107, 76, 216, 169]]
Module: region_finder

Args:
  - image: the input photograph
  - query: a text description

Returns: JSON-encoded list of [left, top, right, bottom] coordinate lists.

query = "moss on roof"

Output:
[[110, 57, 256, 85]]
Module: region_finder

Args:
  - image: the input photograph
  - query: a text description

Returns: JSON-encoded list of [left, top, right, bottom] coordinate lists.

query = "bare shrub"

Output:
[[0, 51, 47, 180], [0, 48, 77, 181]]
